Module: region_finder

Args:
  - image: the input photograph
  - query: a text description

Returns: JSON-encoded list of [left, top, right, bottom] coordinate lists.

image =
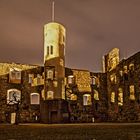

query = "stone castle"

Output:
[[0, 22, 140, 124]]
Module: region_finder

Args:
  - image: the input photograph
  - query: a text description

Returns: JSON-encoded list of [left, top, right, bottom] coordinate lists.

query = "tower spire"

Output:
[[52, 1, 55, 22]]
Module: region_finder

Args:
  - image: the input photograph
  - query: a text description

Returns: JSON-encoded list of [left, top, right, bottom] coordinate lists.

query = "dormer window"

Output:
[[9, 68, 21, 84]]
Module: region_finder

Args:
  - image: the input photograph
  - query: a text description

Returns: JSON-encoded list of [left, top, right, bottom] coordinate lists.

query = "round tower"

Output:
[[41, 22, 68, 124]]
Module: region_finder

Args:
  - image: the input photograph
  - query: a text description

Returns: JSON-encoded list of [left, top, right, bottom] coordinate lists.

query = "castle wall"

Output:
[[0, 63, 44, 123], [107, 52, 140, 122]]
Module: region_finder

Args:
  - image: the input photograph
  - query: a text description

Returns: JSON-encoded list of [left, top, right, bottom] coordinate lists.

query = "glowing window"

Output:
[[9, 68, 21, 83], [41, 89, 45, 100], [68, 75, 74, 84], [94, 90, 99, 100], [91, 77, 96, 85], [30, 93, 40, 105], [7, 89, 21, 105], [70, 94, 77, 101], [47, 91, 54, 99], [129, 85, 135, 100], [123, 66, 128, 73], [129, 63, 134, 71], [83, 94, 92, 106], [118, 88, 123, 106], [29, 74, 34, 84], [37, 74, 42, 85], [111, 92, 115, 103], [119, 70, 123, 76], [110, 74, 116, 83], [47, 69, 54, 80]]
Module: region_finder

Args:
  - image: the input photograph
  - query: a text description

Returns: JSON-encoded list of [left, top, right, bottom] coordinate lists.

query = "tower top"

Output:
[[52, 1, 55, 22]]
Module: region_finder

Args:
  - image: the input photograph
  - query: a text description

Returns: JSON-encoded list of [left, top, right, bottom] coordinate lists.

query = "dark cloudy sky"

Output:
[[0, 0, 140, 72]]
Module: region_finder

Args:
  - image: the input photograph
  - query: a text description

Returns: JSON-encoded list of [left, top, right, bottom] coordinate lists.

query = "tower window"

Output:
[[47, 69, 54, 80], [50, 45, 53, 55], [47, 46, 49, 55]]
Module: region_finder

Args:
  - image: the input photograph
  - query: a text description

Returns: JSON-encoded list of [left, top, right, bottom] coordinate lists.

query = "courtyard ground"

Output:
[[0, 123, 140, 140]]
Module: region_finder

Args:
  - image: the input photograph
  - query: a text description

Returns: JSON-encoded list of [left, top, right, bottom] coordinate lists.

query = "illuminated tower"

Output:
[[41, 21, 69, 123], [44, 22, 66, 99]]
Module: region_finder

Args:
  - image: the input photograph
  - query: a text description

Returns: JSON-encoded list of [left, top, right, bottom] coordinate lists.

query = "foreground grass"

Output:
[[0, 123, 140, 140]]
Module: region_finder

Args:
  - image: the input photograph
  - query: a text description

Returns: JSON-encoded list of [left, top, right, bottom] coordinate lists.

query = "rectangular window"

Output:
[[118, 88, 123, 106], [47, 91, 54, 99], [91, 77, 96, 85], [68, 75, 74, 84], [123, 66, 128, 73], [29, 74, 34, 84], [9, 69, 21, 84], [111, 92, 115, 103], [47, 46, 49, 55], [50, 45, 53, 54], [129, 85, 135, 100], [83, 94, 92, 105], [37, 74, 42, 85]]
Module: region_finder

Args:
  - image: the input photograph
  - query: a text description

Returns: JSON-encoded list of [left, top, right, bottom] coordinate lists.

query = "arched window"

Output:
[[47, 69, 54, 80], [83, 94, 92, 106], [129, 63, 134, 71], [7, 89, 21, 105], [30, 93, 40, 105]]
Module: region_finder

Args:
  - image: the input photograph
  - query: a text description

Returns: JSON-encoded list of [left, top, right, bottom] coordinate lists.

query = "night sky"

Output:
[[0, 0, 140, 72]]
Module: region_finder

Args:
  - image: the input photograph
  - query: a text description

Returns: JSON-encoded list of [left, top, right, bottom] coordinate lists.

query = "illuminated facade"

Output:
[[0, 22, 140, 124]]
